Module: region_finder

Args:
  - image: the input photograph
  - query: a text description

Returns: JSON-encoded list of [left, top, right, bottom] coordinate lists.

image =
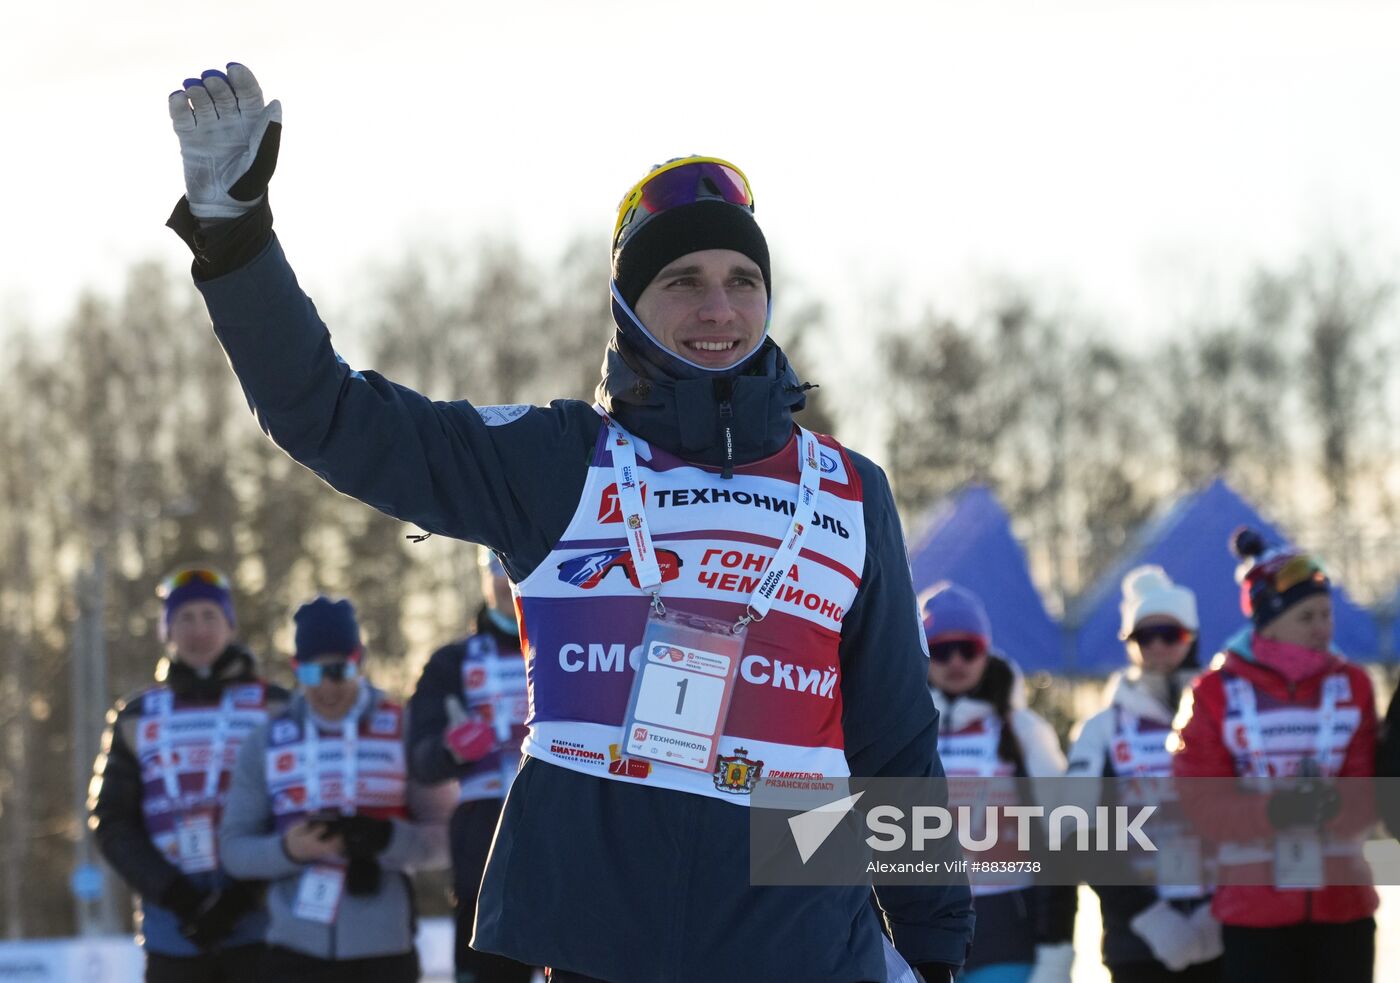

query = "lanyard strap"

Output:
[[304, 714, 360, 815], [975, 719, 1004, 778], [1116, 709, 1142, 776], [605, 421, 822, 628], [1227, 674, 1342, 778], [159, 691, 235, 806], [1314, 675, 1344, 768], [472, 636, 513, 745]]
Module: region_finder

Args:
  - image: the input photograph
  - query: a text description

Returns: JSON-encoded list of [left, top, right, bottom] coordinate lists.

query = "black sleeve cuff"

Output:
[[916, 963, 956, 983], [165, 196, 274, 282]]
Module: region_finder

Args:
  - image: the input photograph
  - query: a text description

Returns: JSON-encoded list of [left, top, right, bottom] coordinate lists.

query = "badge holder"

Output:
[[1155, 834, 1205, 899], [1274, 831, 1325, 890], [621, 608, 745, 773], [294, 864, 347, 923], [174, 809, 219, 874]]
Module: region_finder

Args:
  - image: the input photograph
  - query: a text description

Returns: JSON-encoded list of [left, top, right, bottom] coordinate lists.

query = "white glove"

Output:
[[1130, 899, 1203, 972], [1025, 942, 1074, 983], [168, 63, 282, 219], [1188, 903, 1223, 964]]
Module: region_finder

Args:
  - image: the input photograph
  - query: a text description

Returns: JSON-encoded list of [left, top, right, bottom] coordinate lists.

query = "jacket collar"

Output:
[[159, 644, 259, 701], [930, 654, 1025, 731], [1219, 627, 1347, 696], [474, 603, 520, 651], [1104, 667, 1197, 724], [595, 336, 810, 470]]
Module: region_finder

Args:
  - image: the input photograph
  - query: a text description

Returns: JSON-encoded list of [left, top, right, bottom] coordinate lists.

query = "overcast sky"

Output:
[[6, 0, 1399, 365]]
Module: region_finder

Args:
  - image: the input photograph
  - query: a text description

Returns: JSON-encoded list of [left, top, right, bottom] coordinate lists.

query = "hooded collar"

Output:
[[594, 335, 810, 470]]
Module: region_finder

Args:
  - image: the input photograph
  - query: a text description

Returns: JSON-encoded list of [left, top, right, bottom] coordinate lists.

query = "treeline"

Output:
[[0, 237, 1394, 937], [881, 249, 1398, 609]]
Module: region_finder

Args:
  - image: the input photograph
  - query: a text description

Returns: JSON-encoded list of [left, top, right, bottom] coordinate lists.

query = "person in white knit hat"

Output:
[[1066, 566, 1222, 982]]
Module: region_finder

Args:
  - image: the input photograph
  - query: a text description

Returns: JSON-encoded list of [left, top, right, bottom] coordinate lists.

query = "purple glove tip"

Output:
[[201, 69, 229, 81], [227, 61, 246, 69], [183, 78, 204, 90]]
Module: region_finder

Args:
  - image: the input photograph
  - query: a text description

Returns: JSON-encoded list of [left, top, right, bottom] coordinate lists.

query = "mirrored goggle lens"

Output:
[[295, 660, 358, 686], [1129, 624, 1191, 647], [614, 159, 753, 247], [1272, 554, 1328, 594], [158, 568, 230, 598], [639, 161, 751, 214]]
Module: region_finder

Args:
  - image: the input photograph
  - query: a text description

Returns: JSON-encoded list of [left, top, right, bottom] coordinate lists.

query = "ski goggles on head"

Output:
[[613, 156, 754, 250], [557, 547, 684, 591], [157, 567, 230, 599], [1267, 553, 1329, 594], [294, 659, 359, 687], [1127, 624, 1193, 647]]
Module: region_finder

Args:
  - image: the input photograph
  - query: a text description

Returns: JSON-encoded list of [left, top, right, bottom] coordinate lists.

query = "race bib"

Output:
[[1274, 832, 1324, 890], [1155, 834, 1204, 899], [175, 811, 218, 874], [293, 865, 346, 924]]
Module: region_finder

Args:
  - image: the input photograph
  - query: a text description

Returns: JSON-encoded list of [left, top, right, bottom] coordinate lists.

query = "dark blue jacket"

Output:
[[90, 647, 283, 954], [192, 234, 973, 982]]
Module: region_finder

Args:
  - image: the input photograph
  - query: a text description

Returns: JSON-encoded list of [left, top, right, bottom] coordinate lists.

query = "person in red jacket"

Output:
[[1171, 527, 1377, 983]]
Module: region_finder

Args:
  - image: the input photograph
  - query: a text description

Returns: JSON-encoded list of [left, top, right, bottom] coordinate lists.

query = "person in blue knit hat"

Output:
[[91, 566, 290, 983], [220, 596, 456, 983], [922, 582, 1075, 983]]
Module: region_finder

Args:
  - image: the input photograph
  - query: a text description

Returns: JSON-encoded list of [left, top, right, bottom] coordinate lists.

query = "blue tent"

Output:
[[1068, 477, 1381, 674], [907, 485, 1063, 673]]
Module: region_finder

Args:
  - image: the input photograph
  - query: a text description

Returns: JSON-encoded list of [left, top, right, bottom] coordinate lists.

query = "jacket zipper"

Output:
[[715, 378, 735, 480]]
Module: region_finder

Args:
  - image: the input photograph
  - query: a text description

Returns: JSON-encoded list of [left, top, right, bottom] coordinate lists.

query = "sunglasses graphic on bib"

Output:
[[557, 548, 683, 590]]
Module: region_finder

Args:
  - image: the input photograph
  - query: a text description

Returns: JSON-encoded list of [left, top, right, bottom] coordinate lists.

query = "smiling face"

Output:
[[300, 656, 362, 721], [632, 248, 768, 369]]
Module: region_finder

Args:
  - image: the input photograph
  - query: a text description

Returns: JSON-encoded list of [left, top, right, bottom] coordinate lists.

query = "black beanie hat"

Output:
[[612, 199, 771, 308]]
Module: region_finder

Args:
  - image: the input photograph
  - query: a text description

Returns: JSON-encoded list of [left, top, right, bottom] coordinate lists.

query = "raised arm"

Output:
[[165, 65, 599, 570]]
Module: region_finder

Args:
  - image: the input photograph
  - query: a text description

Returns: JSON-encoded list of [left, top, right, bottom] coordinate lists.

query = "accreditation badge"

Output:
[[293, 864, 346, 924], [174, 809, 219, 874], [620, 607, 745, 773], [1155, 834, 1205, 899], [1274, 831, 1325, 890]]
